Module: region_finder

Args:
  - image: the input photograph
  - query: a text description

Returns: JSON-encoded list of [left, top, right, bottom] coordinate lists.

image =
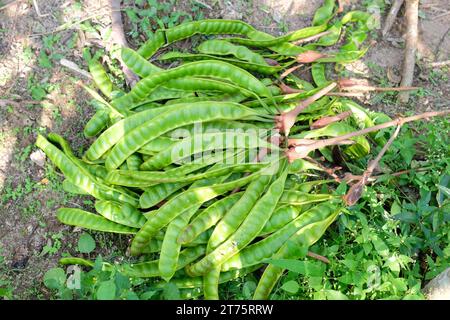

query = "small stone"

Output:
[[30, 149, 46, 167], [424, 268, 450, 300]]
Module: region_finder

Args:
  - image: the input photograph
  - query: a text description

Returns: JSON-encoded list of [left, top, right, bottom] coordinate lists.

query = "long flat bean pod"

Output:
[[105, 102, 267, 170], [253, 207, 341, 299], [203, 266, 221, 300], [88, 59, 113, 98], [227, 25, 328, 47], [178, 192, 243, 245], [130, 170, 263, 256], [154, 264, 262, 289], [198, 39, 269, 65], [36, 135, 138, 206], [111, 60, 272, 112], [221, 202, 338, 271], [259, 205, 300, 235], [121, 47, 163, 77], [140, 131, 274, 170], [57, 208, 139, 234], [279, 190, 337, 205], [84, 109, 110, 138], [207, 173, 273, 252], [140, 182, 189, 209], [122, 246, 205, 278], [158, 51, 283, 75], [94, 200, 146, 228], [159, 205, 202, 281], [107, 163, 267, 187], [85, 104, 182, 161], [187, 164, 288, 276]]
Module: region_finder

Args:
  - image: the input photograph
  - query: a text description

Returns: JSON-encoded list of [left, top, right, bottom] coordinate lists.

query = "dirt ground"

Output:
[[0, 0, 449, 299]]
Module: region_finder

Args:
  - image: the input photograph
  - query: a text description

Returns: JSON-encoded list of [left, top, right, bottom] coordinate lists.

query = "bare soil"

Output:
[[0, 0, 449, 299]]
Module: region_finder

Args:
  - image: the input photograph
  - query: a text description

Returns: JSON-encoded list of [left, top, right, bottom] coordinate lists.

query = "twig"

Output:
[[30, 11, 111, 37], [382, 0, 405, 39], [193, 0, 212, 10], [110, 0, 139, 88], [434, 26, 450, 58], [0, 99, 41, 107], [428, 60, 450, 68], [431, 10, 450, 20], [338, 78, 419, 92], [343, 167, 431, 184], [343, 125, 401, 205], [398, 0, 419, 104], [307, 251, 330, 264], [60, 58, 92, 79], [304, 156, 342, 183], [29, 7, 133, 37], [291, 31, 331, 45], [32, 0, 50, 17]]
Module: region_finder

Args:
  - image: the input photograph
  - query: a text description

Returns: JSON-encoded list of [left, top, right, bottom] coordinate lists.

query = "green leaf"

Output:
[[391, 278, 407, 292], [60, 288, 73, 300], [268, 259, 325, 277], [77, 233, 96, 253], [38, 51, 52, 68], [281, 280, 299, 295], [163, 283, 180, 300], [371, 235, 389, 257], [126, 291, 140, 300], [384, 256, 400, 273], [390, 201, 401, 216], [115, 272, 130, 292], [324, 289, 349, 300], [43, 267, 66, 290], [96, 280, 116, 300], [31, 86, 47, 101], [140, 290, 157, 300], [243, 281, 256, 299]]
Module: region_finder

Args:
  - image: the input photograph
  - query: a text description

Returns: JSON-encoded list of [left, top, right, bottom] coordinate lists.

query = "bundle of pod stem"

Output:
[[37, 1, 449, 300]]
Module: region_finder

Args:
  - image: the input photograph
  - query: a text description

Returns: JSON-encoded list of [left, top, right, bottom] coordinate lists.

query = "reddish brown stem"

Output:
[[307, 251, 330, 264], [343, 167, 430, 184], [304, 156, 342, 183], [275, 82, 337, 136], [291, 31, 332, 45], [343, 125, 401, 205], [280, 65, 303, 80], [310, 110, 353, 129], [342, 85, 420, 92], [338, 78, 419, 92], [280, 83, 364, 97], [337, 0, 344, 13]]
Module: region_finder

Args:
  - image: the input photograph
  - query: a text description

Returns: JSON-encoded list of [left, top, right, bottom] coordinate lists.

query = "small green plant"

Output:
[[40, 232, 64, 257], [77, 233, 96, 254], [0, 249, 13, 300]]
